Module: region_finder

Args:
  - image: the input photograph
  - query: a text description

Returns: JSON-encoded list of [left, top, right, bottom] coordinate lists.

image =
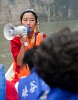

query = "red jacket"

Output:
[[6, 80, 19, 100]]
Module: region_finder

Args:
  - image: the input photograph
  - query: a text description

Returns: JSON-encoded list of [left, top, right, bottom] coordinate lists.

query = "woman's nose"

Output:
[[27, 20, 30, 25]]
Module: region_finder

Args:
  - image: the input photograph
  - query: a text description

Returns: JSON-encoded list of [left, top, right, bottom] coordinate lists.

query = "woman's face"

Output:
[[21, 12, 37, 32]]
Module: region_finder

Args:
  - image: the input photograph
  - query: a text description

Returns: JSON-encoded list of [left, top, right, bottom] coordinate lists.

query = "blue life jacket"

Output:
[[18, 68, 50, 100], [47, 88, 78, 100], [0, 64, 6, 100]]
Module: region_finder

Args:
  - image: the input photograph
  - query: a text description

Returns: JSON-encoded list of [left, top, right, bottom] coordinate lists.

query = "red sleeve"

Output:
[[35, 32, 47, 39], [6, 80, 19, 100], [10, 36, 21, 62], [43, 33, 47, 38]]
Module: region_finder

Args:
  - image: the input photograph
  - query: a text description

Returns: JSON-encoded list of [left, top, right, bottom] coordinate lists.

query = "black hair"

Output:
[[34, 27, 78, 93], [22, 46, 38, 71], [20, 9, 38, 23]]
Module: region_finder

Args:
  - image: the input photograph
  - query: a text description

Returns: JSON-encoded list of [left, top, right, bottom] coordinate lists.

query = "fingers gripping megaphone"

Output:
[[4, 23, 30, 46]]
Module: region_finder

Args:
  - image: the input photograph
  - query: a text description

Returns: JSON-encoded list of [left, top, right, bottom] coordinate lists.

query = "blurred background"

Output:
[[0, 0, 78, 72]]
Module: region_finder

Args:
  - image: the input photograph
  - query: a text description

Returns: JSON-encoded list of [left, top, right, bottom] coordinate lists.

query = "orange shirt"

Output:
[[10, 32, 47, 81]]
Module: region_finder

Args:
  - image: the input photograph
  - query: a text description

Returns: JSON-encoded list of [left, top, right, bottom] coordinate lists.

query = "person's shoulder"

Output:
[[36, 32, 47, 38], [19, 70, 37, 82], [10, 36, 20, 41], [10, 36, 21, 45], [42, 32, 47, 38]]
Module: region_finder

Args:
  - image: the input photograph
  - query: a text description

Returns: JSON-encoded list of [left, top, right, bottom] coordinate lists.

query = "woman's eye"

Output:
[[30, 19, 35, 21], [23, 19, 35, 22], [23, 19, 27, 21]]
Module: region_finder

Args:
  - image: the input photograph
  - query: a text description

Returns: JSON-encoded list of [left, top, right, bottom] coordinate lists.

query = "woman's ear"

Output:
[[34, 23, 39, 32], [20, 20, 22, 25]]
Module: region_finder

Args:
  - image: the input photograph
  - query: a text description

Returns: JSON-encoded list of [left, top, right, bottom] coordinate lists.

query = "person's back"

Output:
[[18, 47, 50, 100], [34, 27, 78, 100], [47, 88, 78, 100], [18, 69, 50, 100]]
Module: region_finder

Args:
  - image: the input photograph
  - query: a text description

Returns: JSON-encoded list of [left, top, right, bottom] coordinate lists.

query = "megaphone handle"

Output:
[[24, 42, 28, 46]]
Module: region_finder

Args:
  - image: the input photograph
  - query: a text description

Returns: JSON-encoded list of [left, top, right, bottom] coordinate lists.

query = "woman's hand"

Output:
[[19, 34, 27, 46]]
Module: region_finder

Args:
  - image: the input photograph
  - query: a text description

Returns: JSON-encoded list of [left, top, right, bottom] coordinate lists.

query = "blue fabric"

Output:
[[0, 64, 6, 100], [18, 68, 50, 100], [47, 88, 78, 100]]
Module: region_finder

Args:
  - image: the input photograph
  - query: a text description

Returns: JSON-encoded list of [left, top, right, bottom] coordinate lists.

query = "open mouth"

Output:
[[29, 27, 31, 29]]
